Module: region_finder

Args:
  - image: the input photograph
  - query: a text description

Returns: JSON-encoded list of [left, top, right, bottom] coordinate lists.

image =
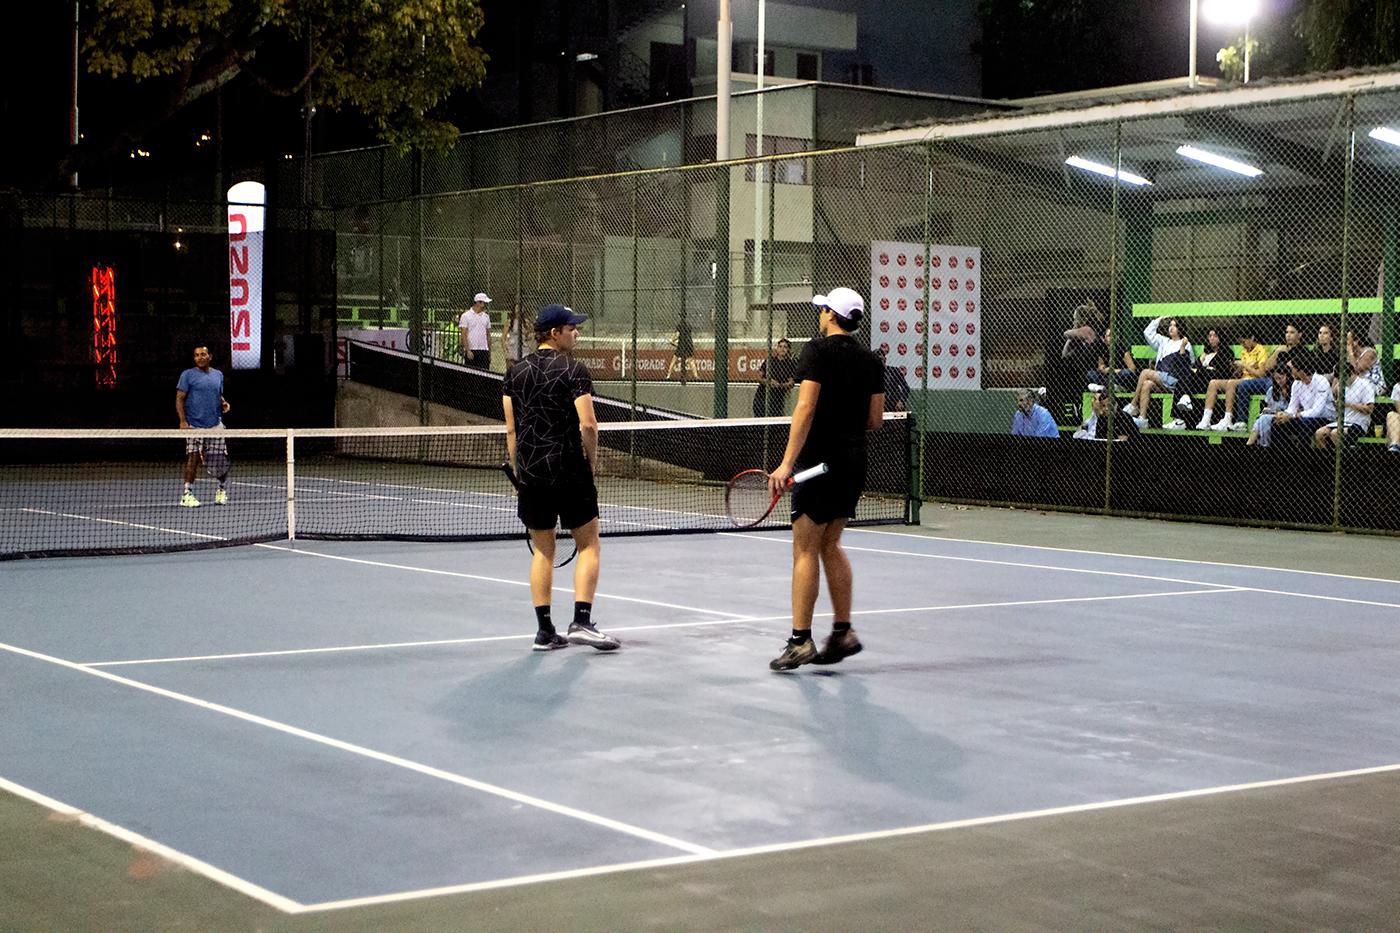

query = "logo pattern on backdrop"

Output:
[[870, 241, 981, 390]]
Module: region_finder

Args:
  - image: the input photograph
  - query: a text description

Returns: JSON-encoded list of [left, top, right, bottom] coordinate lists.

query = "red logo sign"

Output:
[[897, 298, 907, 311], [966, 280, 975, 292], [930, 277, 941, 290], [950, 322, 960, 335], [879, 321, 890, 333], [931, 322, 942, 335], [897, 343, 908, 355], [915, 366, 925, 377], [931, 300, 942, 313], [965, 257, 975, 269], [950, 279, 960, 291], [914, 277, 924, 289], [914, 254, 924, 268], [930, 255, 941, 268], [879, 275, 890, 288], [914, 321, 924, 334], [880, 342, 890, 354], [896, 276, 907, 289], [931, 344, 942, 356], [879, 253, 889, 266], [949, 300, 959, 312], [966, 322, 976, 334], [914, 343, 925, 355], [950, 366, 960, 378], [915, 299, 925, 312], [897, 320, 908, 333], [931, 366, 942, 378], [880, 297, 890, 310], [950, 256, 959, 269], [966, 301, 976, 313], [896, 253, 907, 266], [966, 345, 976, 357], [950, 344, 960, 357], [967, 365, 976, 378]]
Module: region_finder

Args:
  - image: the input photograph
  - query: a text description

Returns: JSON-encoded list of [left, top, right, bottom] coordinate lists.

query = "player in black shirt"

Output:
[[502, 304, 621, 652], [767, 287, 885, 671]]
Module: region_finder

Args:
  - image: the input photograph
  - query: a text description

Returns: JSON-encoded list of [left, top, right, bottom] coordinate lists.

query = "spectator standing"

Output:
[[501, 306, 527, 369], [753, 338, 798, 416], [459, 292, 493, 370], [877, 346, 910, 413]]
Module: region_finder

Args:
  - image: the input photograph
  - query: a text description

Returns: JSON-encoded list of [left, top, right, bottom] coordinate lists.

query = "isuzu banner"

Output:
[[227, 181, 265, 369]]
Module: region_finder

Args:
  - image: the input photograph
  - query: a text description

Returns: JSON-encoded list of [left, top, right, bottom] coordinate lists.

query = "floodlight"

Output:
[[1064, 156, 1153, 187], [1176, 145, 1263, 177], [1202, 0, 1259, 25], [1368, 127, 1400, 148]]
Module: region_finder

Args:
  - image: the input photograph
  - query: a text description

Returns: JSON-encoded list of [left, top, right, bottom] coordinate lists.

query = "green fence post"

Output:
[[1333, 94, 1356, 531]]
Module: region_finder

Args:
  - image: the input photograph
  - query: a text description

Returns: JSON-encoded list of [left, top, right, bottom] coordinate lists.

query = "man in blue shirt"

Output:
[[176, 346, 231, 507], [1010, 388, 1058, 438]]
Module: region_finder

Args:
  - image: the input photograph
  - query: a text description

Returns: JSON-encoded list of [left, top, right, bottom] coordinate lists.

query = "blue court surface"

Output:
[[3, 521, 1400, 924]]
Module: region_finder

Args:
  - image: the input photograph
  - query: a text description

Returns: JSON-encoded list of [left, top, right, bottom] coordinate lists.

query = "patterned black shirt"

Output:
[[503, 349, 595, 483]]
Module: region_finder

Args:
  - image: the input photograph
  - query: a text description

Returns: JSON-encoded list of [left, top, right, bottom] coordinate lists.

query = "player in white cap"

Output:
[[767, 286, 885, 671], [459, 292, 493, 369]]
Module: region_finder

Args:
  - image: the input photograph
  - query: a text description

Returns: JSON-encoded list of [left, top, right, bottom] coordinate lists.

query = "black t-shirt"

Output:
[[882, 365, 909, 411], [502, 349, 594, 483], [758, 356, 797, 397], [794, 333, 884, 463]]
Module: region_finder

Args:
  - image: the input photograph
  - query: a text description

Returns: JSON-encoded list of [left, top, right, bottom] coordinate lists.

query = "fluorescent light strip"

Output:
[[1175, 144, 1263, 178], [1368, 126, 1400, 148], [1064, 156, 1152, 187]]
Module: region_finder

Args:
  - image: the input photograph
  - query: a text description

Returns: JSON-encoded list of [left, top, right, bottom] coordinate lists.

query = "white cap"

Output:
[[474, 292, 492, 304], [811, 286, 864, 321]]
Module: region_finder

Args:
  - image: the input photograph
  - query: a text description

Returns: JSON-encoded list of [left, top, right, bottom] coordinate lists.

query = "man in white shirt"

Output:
[[1314, 356, 1377, 449], [459, 292, 493, 369], [1271, 357, 1336, 447]]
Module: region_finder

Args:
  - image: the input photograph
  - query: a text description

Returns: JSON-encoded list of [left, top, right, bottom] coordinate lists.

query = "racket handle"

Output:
[[790, 462, 829, 485]]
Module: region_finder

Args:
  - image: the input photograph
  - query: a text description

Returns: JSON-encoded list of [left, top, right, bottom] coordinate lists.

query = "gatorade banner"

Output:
[[870, 240, 982, 390], [228, 181, 265, 369]]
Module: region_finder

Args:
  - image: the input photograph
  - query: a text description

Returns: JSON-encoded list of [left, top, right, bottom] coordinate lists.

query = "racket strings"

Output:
[[726, 471, 777, 527]]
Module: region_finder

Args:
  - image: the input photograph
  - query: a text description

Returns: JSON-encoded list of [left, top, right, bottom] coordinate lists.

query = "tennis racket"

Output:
[[500, 463, 578, 568], [725, 462, 829, 528]]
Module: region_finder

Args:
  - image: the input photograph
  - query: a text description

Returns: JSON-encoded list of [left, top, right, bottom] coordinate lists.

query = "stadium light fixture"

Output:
[[1203, 0, 1260, 82], [1176, 144, 1263, 177], [1065, 156, 1153, 187], [1368, 127, 1400, 148]]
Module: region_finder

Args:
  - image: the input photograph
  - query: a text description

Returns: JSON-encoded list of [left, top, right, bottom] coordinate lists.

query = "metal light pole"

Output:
[[716, 0, 731, 161], [69, 1, 80, 189], [1189, 0, 1199, 89], [752, 0, 766, 337]]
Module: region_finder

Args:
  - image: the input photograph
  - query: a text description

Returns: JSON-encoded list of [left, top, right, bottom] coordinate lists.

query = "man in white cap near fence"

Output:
[[459, 292, 493, 369]]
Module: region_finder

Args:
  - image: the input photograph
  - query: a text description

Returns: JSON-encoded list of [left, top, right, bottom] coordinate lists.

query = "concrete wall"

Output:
[[335, 380, 501, 428]]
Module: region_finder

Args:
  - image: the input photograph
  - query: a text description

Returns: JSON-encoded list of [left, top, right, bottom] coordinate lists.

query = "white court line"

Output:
[[847, 526, 1400, 587], [83, 586, 1239, 668], [0, 639, 712, 858], [18, 507, 228, 542], [0, 774, 301, 913], [295, 760, 1400, 913], [252, 543, 751, 618], [727, 532, 1400, 611]]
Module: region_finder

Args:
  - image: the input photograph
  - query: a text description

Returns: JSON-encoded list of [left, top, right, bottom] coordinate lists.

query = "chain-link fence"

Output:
[[323, 82, 1400, 535]]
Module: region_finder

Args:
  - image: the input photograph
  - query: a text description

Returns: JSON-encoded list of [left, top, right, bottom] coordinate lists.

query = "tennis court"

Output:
[[3, 497, 1400, 929]]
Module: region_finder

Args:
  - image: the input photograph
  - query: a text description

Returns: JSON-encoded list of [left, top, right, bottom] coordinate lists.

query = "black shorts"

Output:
[[791, 455, 866, 525], [466, 348, 492, 370], [517, 474, 599, 531]]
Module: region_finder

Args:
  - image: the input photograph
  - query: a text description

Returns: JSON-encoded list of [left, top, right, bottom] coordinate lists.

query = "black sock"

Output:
[[534, 605, 553, 633], [790, 629, 811, 643], [833, 621, 851, 632], [573, 601, 593, 628]]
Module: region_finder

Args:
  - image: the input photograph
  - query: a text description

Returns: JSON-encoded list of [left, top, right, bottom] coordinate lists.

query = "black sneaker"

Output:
[[811, 628, 863, 665], [532, 630, 569, 651], [769, 637, 817, 671], [567, 621, 621, 651]]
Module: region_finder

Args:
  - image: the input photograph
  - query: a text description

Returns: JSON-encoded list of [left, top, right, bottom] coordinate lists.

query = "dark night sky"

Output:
[[0, 0, 1301, 190]]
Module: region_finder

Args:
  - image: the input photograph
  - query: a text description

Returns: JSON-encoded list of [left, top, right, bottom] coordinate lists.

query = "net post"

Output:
[[285, 429, 296, 542]]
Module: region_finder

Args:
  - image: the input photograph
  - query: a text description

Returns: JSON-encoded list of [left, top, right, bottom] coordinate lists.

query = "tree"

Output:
[[78, 0, 487, 173], [1296, 0, 1400, 71]]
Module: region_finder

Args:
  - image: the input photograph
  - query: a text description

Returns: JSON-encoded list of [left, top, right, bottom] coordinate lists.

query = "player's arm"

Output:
[[175, 389, 189, 428], [867, 393, 886, 431], [460, 323, 472, 359], [770, 379, 820, 495], [502, 395, 518, 473], [574, 394, 599, 470]]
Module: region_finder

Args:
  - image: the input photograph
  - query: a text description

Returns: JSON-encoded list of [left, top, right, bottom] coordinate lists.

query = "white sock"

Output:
[[183, 483, 192, 492]]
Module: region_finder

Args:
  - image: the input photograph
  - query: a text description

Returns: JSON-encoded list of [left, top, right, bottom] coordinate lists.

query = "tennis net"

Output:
[[1, 414, 913, 559]]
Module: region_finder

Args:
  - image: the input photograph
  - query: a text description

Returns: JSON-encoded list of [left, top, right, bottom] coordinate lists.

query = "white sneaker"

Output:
[[1086, 383, 1105, 393], [1163, 418, 1187, 430], [1195, 414, 1213, 430], [1209, 417, 1233, 432], [1132, 416, 1149, 430], [180, 491, 201, 508], [1122, 402, 1139, 416], [1176, 395, 1194, 411], [1228, 419, 1249, 432]]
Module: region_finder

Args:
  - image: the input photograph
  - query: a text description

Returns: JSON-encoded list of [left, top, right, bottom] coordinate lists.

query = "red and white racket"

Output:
[[724, 462, 829, 528]]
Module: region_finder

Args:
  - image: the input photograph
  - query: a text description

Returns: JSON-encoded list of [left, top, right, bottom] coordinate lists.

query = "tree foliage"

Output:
[[1297, 0, 1400, 71], [84, 0, 487, 153]]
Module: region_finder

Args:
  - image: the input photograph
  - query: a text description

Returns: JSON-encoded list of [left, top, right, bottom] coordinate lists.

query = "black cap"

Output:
[[536, 304, 587, 329]]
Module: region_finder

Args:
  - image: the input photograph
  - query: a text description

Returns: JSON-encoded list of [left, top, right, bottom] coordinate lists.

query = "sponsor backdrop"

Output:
[[870, 240, 982, 390]]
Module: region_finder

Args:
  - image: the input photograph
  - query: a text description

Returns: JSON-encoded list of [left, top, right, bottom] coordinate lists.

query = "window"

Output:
[[796, 53, 819, 81], [745, 135, 811, 185]]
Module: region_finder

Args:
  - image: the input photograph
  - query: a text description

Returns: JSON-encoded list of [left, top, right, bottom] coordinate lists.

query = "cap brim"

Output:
[[565, 313, 588, 325], [811, 294, 828, 307]]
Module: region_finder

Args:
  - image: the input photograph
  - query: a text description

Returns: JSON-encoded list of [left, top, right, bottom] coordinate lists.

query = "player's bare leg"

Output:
[[772, 515, 824, 671], [812, 518, 863, 665], [566, 519, 618, 650]]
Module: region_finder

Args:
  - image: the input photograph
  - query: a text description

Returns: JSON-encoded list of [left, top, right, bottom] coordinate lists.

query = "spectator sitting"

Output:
[[1122, 316, 1192, 428], [1244, 368, 1293, 447], [1011, 388, 1058, 438], [1209, 322, 1305, 431], [1269, 356, 1337, 447], [1085, 327, 1138, 392], [1074, 390, 1139, 441], [1196, 326, 1268, 428], [1314, 354, 1377, 450], [1312, 323, 1345, 384], [1347, 331, 1386, 396], [1385, 380, 1400, 454], [1165, 327, 1235, 430]]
